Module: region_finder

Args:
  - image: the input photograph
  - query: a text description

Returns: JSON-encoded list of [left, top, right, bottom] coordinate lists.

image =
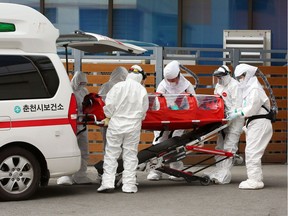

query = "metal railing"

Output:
[[61, 46, 287, 86]]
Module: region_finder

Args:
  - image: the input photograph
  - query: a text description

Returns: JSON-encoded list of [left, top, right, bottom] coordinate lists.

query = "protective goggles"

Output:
[[213, 66, 230, 77]]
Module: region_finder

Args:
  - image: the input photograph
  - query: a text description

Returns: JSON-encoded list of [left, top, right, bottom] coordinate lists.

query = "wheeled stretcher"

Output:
[[94, 122, 240, 186], [81, 93, 239, 185]]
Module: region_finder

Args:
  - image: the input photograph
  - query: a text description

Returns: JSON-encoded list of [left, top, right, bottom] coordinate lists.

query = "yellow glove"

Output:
[[103, 118, 110, 126]]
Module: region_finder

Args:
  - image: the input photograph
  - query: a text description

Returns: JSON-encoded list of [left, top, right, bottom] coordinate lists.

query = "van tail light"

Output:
[[68, 93, 78, 135]]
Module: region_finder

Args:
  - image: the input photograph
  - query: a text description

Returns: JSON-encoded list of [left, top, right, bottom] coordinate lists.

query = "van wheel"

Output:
[[0, 147, 41, 201]]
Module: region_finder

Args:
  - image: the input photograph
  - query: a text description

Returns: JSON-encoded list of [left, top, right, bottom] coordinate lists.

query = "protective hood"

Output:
[[71, 71, 87, 91], [109, 66, 128, 85], [98, 67, 128, 95], [164, 60, 180, 79], [126, 72, 143, 83], [162, 74, 191, 93], [234, 63, 257, 79], [234, 64, 262, 98]]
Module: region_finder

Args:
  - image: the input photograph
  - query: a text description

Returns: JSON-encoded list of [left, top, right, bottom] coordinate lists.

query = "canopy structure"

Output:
[[57, 30, 147, 55]]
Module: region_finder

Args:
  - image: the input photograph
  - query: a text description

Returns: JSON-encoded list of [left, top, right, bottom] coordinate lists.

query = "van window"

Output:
[[0, 55, 59, 100]]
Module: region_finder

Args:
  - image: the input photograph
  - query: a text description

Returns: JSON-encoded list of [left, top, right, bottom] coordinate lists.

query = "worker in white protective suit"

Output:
[[98, 66, 128, 148], [57, 71, 93, 185], [206, 65, 244, 184], [147, 60, 195, 181], [228, 63, 273, 189], [97, 66, 149, 193]]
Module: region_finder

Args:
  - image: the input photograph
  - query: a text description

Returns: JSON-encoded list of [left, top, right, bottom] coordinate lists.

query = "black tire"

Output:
[[0, 146, 41, 201], [200, 175, 211, 186]]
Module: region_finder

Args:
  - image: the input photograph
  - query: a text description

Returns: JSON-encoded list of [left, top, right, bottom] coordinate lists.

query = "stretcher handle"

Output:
[[179, 64, 199, 90], [78, 114, 105, 126]]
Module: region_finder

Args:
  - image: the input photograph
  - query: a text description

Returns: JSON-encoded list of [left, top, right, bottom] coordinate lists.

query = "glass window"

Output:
[[79, 8, 108, 35], [0, 55, 59, 100], [45, 7, 57, 24], [182, 0, 220, 48], [253, 0, 287, 62], [113, 0, 178, 46], [45, 0, 108, 34], [182, 0, 249, 48], [0, 0, 40, 10]]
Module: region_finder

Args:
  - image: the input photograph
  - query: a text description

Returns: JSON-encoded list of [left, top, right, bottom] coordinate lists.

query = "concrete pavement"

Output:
[[0, 164, 287, 216]]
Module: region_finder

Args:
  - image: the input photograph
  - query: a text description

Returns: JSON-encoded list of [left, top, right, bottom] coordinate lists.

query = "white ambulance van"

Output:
[[0, 3, 81, 201]]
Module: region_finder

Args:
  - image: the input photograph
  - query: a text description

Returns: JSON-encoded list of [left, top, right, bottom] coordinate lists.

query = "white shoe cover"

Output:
[[57, 176, 73, 185], [147, 170, 162, 181], [97, 185, 115, 193], [239, 179, 264, 190], [207, 168, 231, 184], [122, 184, 138, 193], [168, 175, 185, 181]]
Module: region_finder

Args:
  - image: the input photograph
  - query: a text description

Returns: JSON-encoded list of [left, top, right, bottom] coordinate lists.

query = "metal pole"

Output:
[[178, 0, 183, 47], [248, 0, 253, 30], [40, 0, 45, 14], [108, 0, 113, 37], [73, 49, 83, 73], [232, 49, 240, 69], [155, 46, 164, 88]]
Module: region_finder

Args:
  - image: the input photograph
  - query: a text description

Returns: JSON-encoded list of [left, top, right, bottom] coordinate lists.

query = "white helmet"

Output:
[[129, 65, 147, 80], [213, 65, 230, 77], [164, 60, 180, 79]]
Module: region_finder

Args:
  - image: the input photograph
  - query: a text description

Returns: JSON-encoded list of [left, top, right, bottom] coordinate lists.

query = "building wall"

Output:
[[3, 0, 287, 52]]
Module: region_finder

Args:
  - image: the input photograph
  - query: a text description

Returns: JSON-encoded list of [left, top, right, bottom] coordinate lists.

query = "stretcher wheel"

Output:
[[200, 175, 211, 186], [234, 155, 244, 165]]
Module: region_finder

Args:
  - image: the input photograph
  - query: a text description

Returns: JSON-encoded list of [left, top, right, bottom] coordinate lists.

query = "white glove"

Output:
[[227, 109, 244, 120], [227, 112, 241, 120], [242, 126, 247, 133]]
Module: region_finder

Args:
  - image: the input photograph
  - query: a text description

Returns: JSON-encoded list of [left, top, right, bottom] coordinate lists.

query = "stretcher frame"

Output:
[[79, 93, 239, 186], [93, 121, 241, 186]]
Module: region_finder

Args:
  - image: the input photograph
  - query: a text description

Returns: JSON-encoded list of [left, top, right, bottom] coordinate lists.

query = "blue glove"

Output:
[[227, 112, 241, 120]]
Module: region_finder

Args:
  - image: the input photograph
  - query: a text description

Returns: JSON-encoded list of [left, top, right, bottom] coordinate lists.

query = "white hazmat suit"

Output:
[[57, 71, 92, 185], [207, 65, 244, 184], [98, 66, 128, 148], [231, 63, 273, 189], [147, 60, 195, 181], [97, 72, 148, 193]]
